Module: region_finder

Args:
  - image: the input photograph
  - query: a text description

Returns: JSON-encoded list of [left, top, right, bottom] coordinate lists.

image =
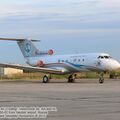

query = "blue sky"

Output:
[[0, 0, 120, 63]]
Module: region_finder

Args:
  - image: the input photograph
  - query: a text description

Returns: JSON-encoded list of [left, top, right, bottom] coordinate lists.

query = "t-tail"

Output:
[[0, 38, 54, 58], [18, 39, 40, 58]]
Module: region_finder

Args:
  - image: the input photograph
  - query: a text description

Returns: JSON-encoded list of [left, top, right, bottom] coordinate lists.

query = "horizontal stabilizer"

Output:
[[0, 38, 40, 42]]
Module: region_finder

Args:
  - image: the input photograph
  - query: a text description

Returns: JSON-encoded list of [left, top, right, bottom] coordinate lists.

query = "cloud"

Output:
[[56, 28, 120, 34], [0, 0, 119, 24]]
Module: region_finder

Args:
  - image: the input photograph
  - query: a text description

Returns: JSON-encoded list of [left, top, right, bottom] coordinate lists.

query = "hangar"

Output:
[[0, 67, 23, 76]]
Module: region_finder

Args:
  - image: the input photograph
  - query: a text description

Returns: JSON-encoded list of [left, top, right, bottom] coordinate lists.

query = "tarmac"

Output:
[[0, 79, 119, 120]]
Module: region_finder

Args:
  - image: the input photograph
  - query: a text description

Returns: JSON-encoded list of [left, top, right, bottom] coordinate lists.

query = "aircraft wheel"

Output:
[[68, 75, 75, 83], [43, 75, 49, 83], [99, 78, 104, 84]]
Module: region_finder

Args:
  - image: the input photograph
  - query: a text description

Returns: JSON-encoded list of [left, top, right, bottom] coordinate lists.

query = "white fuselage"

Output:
[[26, 53, 120, 74]]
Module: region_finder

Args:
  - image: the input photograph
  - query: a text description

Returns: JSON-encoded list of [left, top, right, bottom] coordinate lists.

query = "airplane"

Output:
[[0, 37, 120, 84]]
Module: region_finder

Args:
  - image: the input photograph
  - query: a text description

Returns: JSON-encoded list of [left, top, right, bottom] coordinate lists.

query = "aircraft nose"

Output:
[[115, 62, 120, 70], [102, 60, 120, 71], [111, 60, 120, 71]]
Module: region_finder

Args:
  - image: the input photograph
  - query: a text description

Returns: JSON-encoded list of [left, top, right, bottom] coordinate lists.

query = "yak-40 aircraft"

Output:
[[0, 38, 120, 84]]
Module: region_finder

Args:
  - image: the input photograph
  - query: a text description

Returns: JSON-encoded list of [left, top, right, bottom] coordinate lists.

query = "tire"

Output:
[[43, 75, 49, 83], [99, 78, 104, 84], [68, 75, 75, 83]]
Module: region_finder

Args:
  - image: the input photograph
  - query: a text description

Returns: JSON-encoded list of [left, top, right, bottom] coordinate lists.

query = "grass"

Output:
[[0, 71, 120, 80]]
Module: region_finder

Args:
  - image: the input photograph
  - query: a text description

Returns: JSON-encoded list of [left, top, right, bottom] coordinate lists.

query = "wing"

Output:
[[0, 63, 64, 74]]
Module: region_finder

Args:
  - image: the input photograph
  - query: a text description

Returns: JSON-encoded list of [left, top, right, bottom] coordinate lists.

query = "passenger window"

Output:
[[58, 60, 60, 63], [65, 60, 68, 62], [74, 59, 76, 62]]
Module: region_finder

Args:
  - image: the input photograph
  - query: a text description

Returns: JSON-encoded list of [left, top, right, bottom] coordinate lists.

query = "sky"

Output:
[[0, 0, 120, 63]]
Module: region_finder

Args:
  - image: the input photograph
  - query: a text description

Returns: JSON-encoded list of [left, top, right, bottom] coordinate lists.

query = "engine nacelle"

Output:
[[35, 49, 54, 56], [48, 49, 54, 55], [37, 60, 44, 67], [27, 60, 44, 67]]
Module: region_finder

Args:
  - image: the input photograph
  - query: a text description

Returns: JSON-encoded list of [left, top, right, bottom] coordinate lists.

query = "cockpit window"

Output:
[[98, 56, 112, 59], [98, 56, 104, 59], [104, 56, 109, 59]]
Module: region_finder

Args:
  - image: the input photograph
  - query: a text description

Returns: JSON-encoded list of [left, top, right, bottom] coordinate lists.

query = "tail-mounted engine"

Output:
[[35, 49, 54, 56]]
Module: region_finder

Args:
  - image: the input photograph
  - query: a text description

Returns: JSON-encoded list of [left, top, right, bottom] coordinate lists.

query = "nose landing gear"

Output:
[[99, 72, 104, 84], [99, 77, 104, 84]]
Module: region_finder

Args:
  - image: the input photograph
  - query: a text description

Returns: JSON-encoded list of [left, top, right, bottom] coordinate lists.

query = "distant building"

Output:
[[0, 67, 23, 76], [0, 67, 4, 76]]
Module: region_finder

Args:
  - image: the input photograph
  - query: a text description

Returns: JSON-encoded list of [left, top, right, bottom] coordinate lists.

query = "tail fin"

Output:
[[0, 38, 40, 58], [17, 39, 39, 58], [0, 38, 54, 58]]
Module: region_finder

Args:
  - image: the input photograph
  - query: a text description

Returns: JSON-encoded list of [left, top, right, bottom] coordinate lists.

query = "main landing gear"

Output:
[[68, 74, 77, 83], [99, 72, 104, 84], [43, 75, 51, 83], [43, 74, 77, 83]]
